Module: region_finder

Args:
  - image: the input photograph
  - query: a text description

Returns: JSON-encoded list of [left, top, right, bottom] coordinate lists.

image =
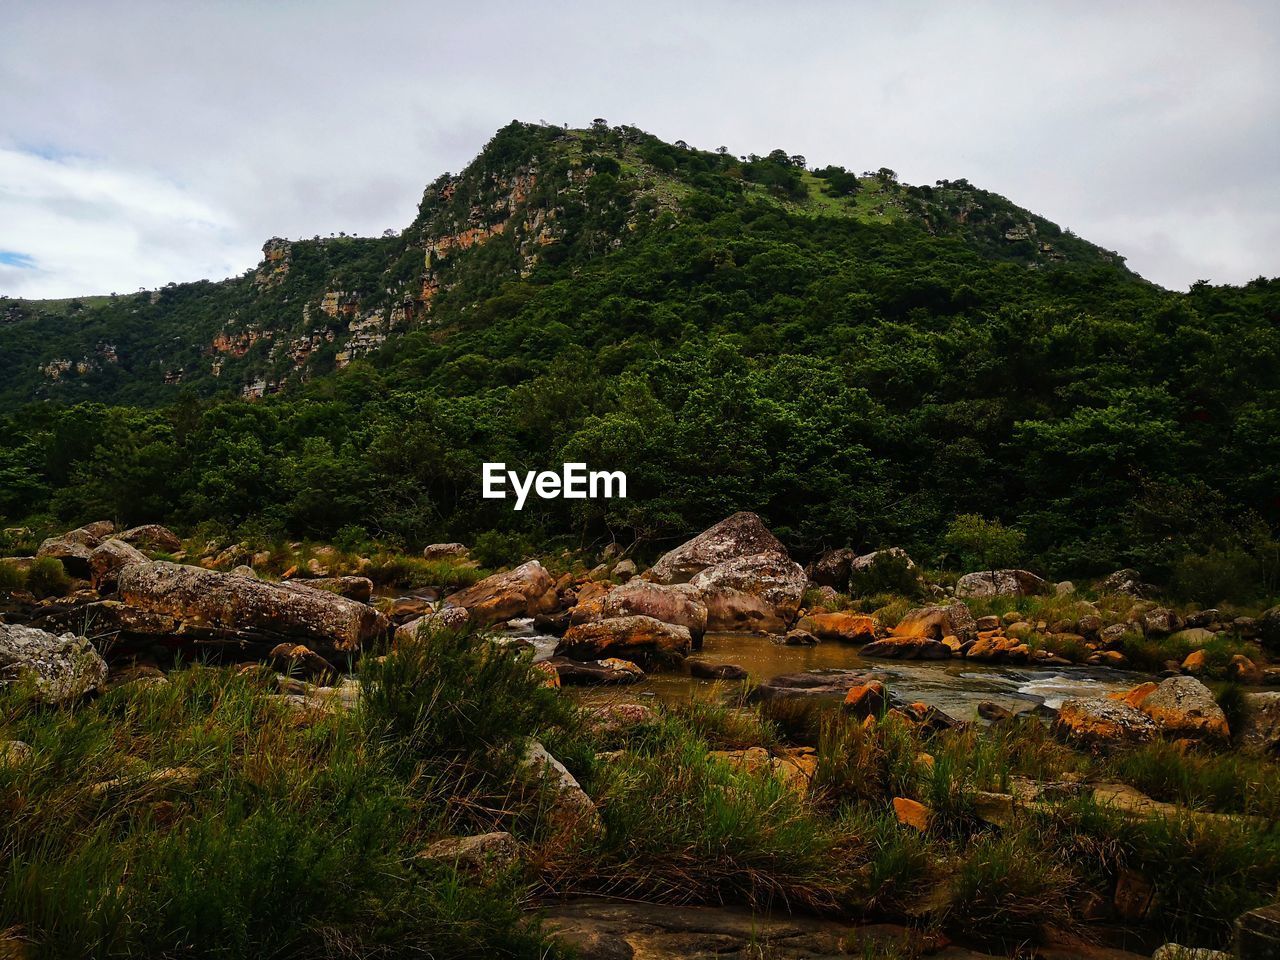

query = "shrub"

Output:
[[1171, 547, 1262, 606], [849, 551, 921, 599], [558, 714, 861, 911], [942, 514, 1025, 571], [0, 560, 26, 594], [471, 531, 534, 569], [25, 557, 70, 597], [358, 625, 574, 786], [950, 831, 1077, 939]]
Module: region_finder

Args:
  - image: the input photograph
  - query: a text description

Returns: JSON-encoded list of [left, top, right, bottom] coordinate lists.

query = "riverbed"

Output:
[[507, 622, 1146, 720]]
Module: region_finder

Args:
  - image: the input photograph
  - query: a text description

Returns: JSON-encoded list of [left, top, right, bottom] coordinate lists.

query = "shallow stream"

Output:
[[506, 622, 1146, 720]]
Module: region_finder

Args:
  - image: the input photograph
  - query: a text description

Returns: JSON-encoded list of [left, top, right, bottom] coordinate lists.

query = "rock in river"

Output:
[[442, 560, 558, 626], [555, 615, 692, 665]]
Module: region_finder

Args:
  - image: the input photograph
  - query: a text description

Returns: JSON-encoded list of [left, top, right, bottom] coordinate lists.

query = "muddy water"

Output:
[[509, 623, 1147, 721]]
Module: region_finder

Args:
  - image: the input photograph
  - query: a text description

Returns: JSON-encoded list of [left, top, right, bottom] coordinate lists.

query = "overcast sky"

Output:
[[2, 1, 1277, 298]]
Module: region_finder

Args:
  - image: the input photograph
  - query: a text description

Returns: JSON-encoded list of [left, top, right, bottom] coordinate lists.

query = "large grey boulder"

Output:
[[0, 623, 108, 704], [691, 552, 806, 633], [955, 569, 1050, 598], [117, 561, 388, 652], [442, 560, 558, 626], [647, 512, 789, 585]]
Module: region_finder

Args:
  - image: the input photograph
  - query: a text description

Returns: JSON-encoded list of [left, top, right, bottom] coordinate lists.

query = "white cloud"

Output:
[[0, 0, 1276, 296]]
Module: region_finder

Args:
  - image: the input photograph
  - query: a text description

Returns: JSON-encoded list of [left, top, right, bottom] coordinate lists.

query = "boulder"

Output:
[[1135, 675, 1230, 741], [1053, 697, 1158, 748], [415, 832, 517, 877], [269, 642, 338, 681], [292, 576, 373, 602], [1235, 903, 1280, 960], [843, 680, 887, 717], [1241, 693, 1280, 755], [850, 547, 918, 577], [442, 561, 558, 626], [687, 659, 748, 680], [523, 741, 601, 839], [748, 670, 876, 702], [710, 746, 818, 798], [88, 539, 148, 592], [860, 635, 950, 660], [647, 512, 789, 584], [117, 561, 388, 652], [892, 602, 977, 642], [1100, 569, 1155, 598], [422, 542, 470, 562], [809, 548, 855, 588], [794, 611, 878, 643], [954, 569, 1050, 598], [1152, 945, 1232, 960], [546, 656, 645, 685], [0, 623, 108, 704], [1259, 605, 1280, 652], [576, 579, 708, 640], [119, 524, 182, 553], [555, 616, 692, 664], [394, 606, 470, 646], [892, 796, 930, 831], [1228, 654, 1262, 684], [613, 559, 637, 582], [36, 524, 110, 577], [1142, 607, 1182, 636], [690, 552, 806, 633], [1168, 627, 1214, 647], [781, 628, 819, 645]]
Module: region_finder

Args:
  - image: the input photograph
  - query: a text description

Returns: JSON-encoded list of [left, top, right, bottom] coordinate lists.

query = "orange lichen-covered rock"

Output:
[[892, 797, 931, 831], [843, 680, 888, 717], [795, 612, 878, 643], [1053, 697, 1157, 748]]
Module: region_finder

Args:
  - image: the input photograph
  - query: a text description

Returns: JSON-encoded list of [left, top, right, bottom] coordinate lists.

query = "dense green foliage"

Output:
[[2, 122, 1278, 583]]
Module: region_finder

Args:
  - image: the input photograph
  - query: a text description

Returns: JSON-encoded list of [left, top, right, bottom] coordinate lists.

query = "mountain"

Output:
[[1, 121, 1277, 582], [1, 121, 1133, 408]]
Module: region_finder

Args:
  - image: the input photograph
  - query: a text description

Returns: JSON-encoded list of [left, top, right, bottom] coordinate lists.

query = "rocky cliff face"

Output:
[[0, 121, 1135, 409]]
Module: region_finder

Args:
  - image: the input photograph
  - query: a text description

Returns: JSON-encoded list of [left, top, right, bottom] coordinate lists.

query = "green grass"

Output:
[[0, 630, 573, 958], [365, 553, 487, 590], [1120, 630, 1256, 673], [556, 713, 862, 911], [0, 559, 26, 594], [1102, 740, 1280, 819]]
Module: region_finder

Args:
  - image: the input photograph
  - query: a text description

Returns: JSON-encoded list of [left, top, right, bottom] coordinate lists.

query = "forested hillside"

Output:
[[2, 121, 1278, 588]]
